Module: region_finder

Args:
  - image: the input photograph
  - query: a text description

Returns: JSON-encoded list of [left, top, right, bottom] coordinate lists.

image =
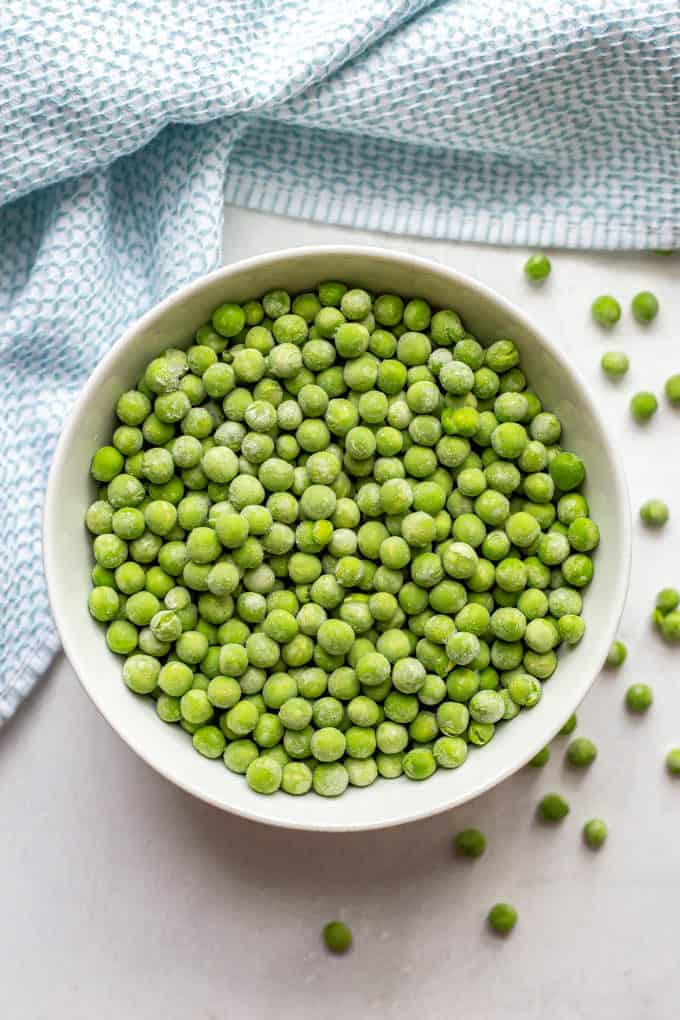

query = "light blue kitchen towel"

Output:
[[1, 0, 678, 721]]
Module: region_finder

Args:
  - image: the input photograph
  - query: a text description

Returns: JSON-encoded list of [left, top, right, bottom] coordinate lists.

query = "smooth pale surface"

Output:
[[43, 240, 628, 831], [6, 208, 677, 1018]]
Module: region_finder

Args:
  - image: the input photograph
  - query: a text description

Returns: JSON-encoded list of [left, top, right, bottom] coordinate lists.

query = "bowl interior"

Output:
[[44, 247, 629, 831]]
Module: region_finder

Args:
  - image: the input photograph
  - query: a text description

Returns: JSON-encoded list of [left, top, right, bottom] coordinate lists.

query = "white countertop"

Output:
[[3, 207, 679, 1020]]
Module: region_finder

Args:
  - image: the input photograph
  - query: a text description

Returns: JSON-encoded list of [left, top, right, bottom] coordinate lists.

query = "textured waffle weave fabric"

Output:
[[1, 0, 678, 720]]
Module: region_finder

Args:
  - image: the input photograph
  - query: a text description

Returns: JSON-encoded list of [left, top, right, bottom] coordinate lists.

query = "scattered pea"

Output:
[[625, 683, 653, 713], [528, 746, 550, 768], [559, 713, 577, 736], [566, 737, 597, 768], [640, 499, 668, 527], [630, 391, 658, 423], [323, 921, 352, 954], [591, 295, 621, 328], [600, 351, 629, 379], [524, 253, 551, 283], [537, 792, 570, 822], [454, 828, 486, 858], [606, 640, 627, 668], [631, 291, 658, 324], [583, 818, 608, 849], [487, 903, 517, 935], [659, 611, 680, 642], [656, 588, 680, 614], [664, 374, 680, 405]]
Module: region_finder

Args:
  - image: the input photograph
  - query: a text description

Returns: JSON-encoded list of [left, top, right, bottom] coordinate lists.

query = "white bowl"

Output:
[[44, 246, 630, 832]]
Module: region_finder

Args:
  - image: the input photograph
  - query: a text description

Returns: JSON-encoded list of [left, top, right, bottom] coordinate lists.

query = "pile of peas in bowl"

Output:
[[86, 280, 599, 798]]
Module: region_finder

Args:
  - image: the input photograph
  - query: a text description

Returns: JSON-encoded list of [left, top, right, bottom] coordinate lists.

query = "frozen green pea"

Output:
[[468, 690, 505, 724], [606, 639, 627, 667], [467, 720, 495, 746], [566, 736, 597, 768], [433, 736, 467, 768], [313, 762, 349, 797], [487, 903, 517, 935], [640, 499, 668, 527], [106, 620, 138, 655], [88, 586, 120, 622], [345, 756, 378, 787], [281, 761, 313, 795], [664, 374, 680, 405], [323, 920, 352, 953], [224, 739, 259, 774], [207, 676, 241, 709], [656, 587, 680, 614], [630, 391, 658, 422], [560, 713, 577, 736], [583, 818, 608, 849], [631, 291, 658, 324], [485, 340, 519, 373], [508, 673, 541, 707], [193, 725, 226, 759], [180, 688, 213, 725], [524, 252, 551, 282], [558, 614, 585, 645], [246, 756, 282, 794], [392, 657, 426, 693], [537, 792, 569, 822], [122, 653, 160, 694], [591, 295, 621, 328], [625, 683, 652, 713], [528, 746, 550, 767], [454, 828, 486, 857], [660, 612, 680, 641], [402, 747, 436, 780], [156, 693, 181, 723], [601, 351, 629, 379], [374, 751, 403, 778]]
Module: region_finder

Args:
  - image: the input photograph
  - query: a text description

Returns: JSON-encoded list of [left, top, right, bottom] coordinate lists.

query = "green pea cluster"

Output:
[[591, 291, 659, 329], [652, 587, 680, 642], [85, 281, 598, 797]]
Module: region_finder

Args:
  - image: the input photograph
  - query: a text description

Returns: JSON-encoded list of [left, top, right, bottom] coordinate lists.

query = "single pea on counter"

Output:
[[583, 818, 608, 849], [524, 253, 551, 283], [640, 499, 668, 528], [566, 737, 597, 768], [591, 295, 621, 329], [559, 713, 577, 735], [630, 392, 658, 423], [631, 291, 659, 324], [606, 640, 627, 668], [665, 374, 680, 405], [625, 683, 653, 713], [86, 281, 599, 798], [600, 351, 629, 380], [529, 746, 550, 767], [323, 921, 352, 954], [454, 828, 486, 857], [537, 792, 570, 822], [487, 902, 518, 935]]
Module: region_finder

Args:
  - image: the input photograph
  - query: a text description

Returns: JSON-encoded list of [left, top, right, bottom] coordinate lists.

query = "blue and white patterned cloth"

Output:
[[1, 0, 678, 721]]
